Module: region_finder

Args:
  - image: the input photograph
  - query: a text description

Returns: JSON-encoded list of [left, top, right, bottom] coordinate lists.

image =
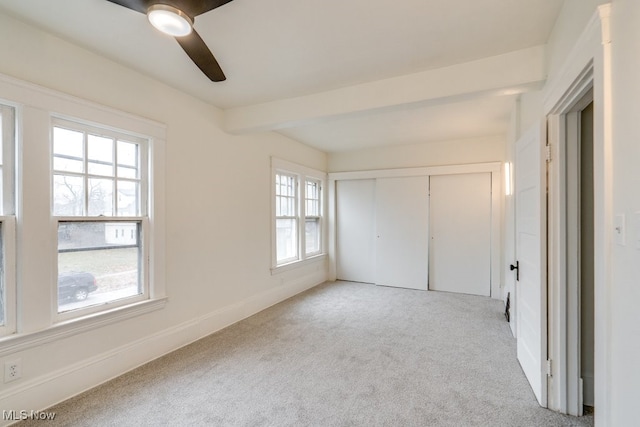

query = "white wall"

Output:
[[513, 0, 640, 424], [0, 12, 327, 417], [328, 135, 505, 172], [608, 1, 640, 424], [546, 0, 611, 80]]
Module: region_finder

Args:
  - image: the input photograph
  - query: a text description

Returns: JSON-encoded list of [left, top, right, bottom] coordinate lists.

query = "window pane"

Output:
[[53, 174, 85, 216], [58, 222, 141, 313], [275, 173, 297, 217], [117, 140, 139, 179], [305, 218, 320, 255], [117, 180, 140, 216], [88, 134, 114, 176], [305, 180, 320, 217], [88, 178, 114, 216], [0, 223, 4, 326], [53, 127, 84, 173], [276, 218, 297, 263], [0, 112, 3, 165]]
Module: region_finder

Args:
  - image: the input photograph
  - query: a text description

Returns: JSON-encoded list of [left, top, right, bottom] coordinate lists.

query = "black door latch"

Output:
[[510, 261, 519, 281]]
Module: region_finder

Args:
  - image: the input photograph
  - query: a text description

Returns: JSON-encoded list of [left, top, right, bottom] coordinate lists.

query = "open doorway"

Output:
[[574, 96, 595, 414], [548, 86, 595, 416]]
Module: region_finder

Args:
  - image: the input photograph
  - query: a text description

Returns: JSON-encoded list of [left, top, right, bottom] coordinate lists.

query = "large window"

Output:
[[53, 119, 149, 316], [273, 159, 325, 269]]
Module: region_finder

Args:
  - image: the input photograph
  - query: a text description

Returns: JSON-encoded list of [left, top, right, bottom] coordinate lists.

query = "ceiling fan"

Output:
[[106, 0, 234, 82]]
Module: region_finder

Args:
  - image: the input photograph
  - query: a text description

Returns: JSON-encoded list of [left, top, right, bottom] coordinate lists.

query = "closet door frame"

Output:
[[328, 162, 502, 299]]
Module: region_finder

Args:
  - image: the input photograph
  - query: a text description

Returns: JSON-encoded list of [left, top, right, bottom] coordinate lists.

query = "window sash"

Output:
[[304, 179, 322, 256], [55, 218, 148, 320], [52, 119, 148, 218], [0, 104, 15, 215], [0, 103, 16, 335]]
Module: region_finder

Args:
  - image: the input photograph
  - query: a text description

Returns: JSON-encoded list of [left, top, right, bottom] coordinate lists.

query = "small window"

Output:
[[272, 159, 325, 269], [52, 118, 148, 317], [275, 172, 298, 264], [0, 102, 16, 335], [0, 222, 5, 328], [305, 179, 322, 256]]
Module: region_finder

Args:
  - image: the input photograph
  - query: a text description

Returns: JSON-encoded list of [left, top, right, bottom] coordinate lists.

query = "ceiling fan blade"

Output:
[[188, 0, 235, 17], [105, 0, 148, 14], [175, 29, 226, 82]]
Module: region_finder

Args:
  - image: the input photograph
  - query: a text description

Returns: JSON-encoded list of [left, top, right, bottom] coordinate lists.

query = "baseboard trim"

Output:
[[0, 271, 326, 426]]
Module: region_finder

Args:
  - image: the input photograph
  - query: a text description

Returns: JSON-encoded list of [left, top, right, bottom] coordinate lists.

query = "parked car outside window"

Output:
[[58, 272, 97, 303]]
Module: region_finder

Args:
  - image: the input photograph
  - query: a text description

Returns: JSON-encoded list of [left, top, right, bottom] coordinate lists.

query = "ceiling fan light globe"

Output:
[[147, 5, 193, 37]]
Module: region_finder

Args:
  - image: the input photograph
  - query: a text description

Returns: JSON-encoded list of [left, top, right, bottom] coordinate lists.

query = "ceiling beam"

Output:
[[223, 45, 547, 134]]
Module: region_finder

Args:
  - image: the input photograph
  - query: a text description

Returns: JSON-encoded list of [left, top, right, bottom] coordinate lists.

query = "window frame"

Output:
[[51, 116, 152, 321], [274, 171, 299, 265], [271, 158, 326, 272], [0, 73, 166, 348], [0, 101, 16, 337], [304, 178, 322, 257]]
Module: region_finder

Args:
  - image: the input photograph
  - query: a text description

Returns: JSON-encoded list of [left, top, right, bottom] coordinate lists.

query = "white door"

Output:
[[336, 179, 376, 283], [514, 123, 548, 407], [428, 173, 492, 296], [375, 176, 429, 290]]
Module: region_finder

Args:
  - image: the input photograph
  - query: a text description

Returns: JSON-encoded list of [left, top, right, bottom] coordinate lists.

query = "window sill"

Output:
[[0, 297, 167, 357], [271, 253, 327, 275]]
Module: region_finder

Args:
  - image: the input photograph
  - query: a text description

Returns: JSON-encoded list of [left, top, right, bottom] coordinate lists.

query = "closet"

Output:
[[334, 165, 497, 296]]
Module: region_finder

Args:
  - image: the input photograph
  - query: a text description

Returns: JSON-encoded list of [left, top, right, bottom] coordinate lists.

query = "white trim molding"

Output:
[[544, 5, 612, 424]]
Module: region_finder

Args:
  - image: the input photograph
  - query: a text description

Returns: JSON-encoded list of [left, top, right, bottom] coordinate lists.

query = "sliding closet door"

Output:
[[429, 173, 491, 296], [336, 179, 376, 283], [375, 176, 429, 290]]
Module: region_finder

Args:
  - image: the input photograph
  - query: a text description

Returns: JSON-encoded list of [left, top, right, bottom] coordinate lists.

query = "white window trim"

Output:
[[0, 72, 166, 343], [0, 100, 17, 337], [304, 178, 322, 257], [271, 158, 326, 274], [0, 216, 16, 337]]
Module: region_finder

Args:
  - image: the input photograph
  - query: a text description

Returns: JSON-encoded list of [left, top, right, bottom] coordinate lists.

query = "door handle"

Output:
[[510, 261, 519, 281]]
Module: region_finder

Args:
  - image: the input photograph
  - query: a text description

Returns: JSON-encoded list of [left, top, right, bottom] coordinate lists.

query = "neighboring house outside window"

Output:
[[272, 158, 325, 271]]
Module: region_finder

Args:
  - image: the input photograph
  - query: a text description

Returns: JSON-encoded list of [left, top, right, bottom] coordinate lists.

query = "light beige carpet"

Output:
[[22, 281, 593, 426]]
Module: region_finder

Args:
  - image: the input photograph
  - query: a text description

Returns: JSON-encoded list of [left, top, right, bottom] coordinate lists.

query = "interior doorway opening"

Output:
[[548, 85, 595, 417], [577, 97, 595, 414]]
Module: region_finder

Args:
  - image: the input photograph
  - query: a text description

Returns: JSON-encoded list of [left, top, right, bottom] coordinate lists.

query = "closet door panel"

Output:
[[336, 179, 376, 283], [375, 176, 429, 290]]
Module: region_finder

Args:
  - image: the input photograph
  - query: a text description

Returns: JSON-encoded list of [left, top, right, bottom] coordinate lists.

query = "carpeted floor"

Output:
[[22, 281, 594, 426]]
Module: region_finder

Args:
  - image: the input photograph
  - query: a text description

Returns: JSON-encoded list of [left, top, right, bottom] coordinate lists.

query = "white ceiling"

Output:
[[0, 0, 564, 152]]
